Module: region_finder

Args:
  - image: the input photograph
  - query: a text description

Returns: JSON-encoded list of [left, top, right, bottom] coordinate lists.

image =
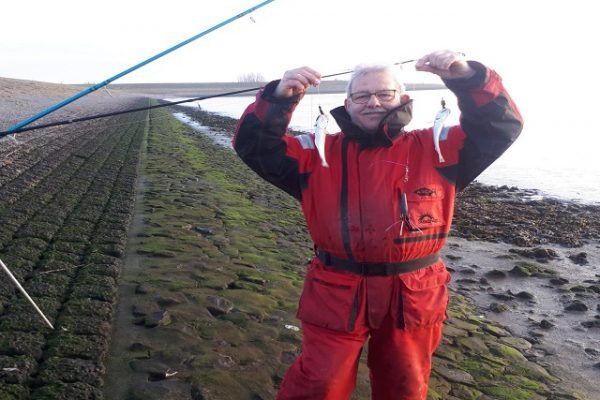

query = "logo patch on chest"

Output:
[[414, 187, 437, 197]]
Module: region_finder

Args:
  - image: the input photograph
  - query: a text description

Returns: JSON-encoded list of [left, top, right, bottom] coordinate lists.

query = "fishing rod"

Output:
[[0, 59, 420, 138], [1, 258, 54, 329], [4, 0, 276, 134], [0, 88, 260, 137]]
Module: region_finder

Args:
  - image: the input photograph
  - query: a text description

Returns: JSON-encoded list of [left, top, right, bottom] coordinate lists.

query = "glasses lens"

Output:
[[376, 90, 396, 102], [350, 92, 371, 104], [350, 90, 397, 104]]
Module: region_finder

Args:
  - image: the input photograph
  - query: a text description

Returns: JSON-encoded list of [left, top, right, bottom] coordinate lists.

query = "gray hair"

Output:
[[346, 65, 405, 97]]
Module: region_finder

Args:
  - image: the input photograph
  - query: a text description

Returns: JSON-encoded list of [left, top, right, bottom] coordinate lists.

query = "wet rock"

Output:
[[484, 269, 507, 279], [456, 336, 489, 353], [513, 231, 536, 247], [435, 364, 475, 385], [443, 324, 470, 338], [549, 277, 569, 286], [581, 319, 600, 329], [587, 284, 600, 293], [448, 385, 482, 400], [510, 262, 557, 278], [458, 267, 477, 275], [129, 359, 174, 379], [129, 342, 152, 359], [564, 300, 588, 312], [156, 295, 184, 307], [489, 302, 509, 313], [132, 302, 157, 317], [513, 291, 535, 301], [569, 285, 587, 293], [509, 247, 560, 263], [499, 337, 532, 352], [482, 324, 511, 337], [488, 342, 527, 362], [539, 319, 555, 330], [528, 330, 545, 340], [489, 291, 514, 301], [568, 252, 588, 265], [434, 346, 465, 363], [135, 284, 154, 294], [509, 264, 533, 277], [206, 295, 233, 317], [455, 278, 479, 285], [145, 310, 172, 328], [192, 226, 214, 236], [584, 347, 600, 356]]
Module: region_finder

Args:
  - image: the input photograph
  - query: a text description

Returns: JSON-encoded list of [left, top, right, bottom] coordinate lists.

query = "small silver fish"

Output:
[[432, 99, 450, 163], [314, 106, 329, 167]]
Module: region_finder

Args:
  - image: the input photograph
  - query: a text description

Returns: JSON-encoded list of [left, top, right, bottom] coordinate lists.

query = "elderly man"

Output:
[[233, 50, 523, 400]]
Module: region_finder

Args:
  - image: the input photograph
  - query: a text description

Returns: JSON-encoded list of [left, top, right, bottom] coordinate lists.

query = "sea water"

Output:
[[170, 90, 600, 205]]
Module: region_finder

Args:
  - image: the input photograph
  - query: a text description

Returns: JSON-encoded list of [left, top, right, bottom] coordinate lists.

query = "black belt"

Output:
[[317, 251, 441, 276]]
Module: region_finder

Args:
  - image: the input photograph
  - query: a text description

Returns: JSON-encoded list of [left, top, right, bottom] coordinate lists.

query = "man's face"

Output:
[[344, 71, 402, 134]]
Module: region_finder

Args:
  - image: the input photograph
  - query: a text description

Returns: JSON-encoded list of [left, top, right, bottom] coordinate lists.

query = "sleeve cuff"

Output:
[[261, 80, 303, 105], [442, 61, 488, 91]]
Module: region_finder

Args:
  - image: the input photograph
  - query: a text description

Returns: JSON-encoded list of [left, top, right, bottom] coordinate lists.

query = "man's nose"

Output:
[[366, 93, 381, 107]]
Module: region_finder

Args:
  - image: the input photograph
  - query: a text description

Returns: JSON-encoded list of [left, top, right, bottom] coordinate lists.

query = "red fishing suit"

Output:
[[233, 61, 522, 400]]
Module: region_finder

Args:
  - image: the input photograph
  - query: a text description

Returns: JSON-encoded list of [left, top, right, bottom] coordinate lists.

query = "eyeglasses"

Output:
[[349, 89, 398, 104]]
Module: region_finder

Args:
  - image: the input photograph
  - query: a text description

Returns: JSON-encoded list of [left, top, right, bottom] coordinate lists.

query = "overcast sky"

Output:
[[2, 0, 600, 144], [1, 0, 597, 90]]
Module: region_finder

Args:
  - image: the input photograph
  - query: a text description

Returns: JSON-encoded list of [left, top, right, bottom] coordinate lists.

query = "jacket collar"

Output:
[[330, 100, 413, 148]]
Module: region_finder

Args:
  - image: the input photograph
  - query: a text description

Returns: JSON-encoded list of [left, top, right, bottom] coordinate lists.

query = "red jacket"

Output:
[[233, 62, 522, 265]]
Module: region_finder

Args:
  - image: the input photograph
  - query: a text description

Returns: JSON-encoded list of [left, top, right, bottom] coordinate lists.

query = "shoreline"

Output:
[[106, 80, 446, 98], [172, 105, 600, 399]]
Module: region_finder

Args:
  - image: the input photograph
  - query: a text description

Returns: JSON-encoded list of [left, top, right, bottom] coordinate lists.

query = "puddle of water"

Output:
[[172, 112, 233, 150]]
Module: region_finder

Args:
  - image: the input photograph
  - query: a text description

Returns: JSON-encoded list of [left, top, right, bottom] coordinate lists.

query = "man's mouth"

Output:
[[362, 111, 385, 117]]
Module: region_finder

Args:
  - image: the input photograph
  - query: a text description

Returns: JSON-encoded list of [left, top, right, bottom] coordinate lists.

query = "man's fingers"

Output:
[[276, 66, 322, 97]]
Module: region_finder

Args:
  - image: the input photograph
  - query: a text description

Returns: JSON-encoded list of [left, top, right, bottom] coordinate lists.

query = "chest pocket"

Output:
[[403, 184, 446, 230]]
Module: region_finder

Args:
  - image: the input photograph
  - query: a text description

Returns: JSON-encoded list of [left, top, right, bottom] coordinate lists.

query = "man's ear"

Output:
[[400, 93, 410, 103], [344, 98, 351, 112]]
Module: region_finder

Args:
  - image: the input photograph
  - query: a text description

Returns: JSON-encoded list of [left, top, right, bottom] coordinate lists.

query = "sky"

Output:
[[1, 0, 599, 200], [1, 0, 598, 88], [2, 0, 599, 128], [2, 2, 600, 139]]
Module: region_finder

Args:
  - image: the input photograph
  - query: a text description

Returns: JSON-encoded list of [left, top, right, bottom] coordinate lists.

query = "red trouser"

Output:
[[276, 259, 450, 400]]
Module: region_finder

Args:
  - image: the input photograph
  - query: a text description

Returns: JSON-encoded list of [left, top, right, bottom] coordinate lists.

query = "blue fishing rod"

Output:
[[5, 0, 276, 134]]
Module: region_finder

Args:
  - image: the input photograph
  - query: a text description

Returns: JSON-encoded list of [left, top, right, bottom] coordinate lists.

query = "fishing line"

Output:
[[1, 59, 420, 138], [5, 0, 277, 134]]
